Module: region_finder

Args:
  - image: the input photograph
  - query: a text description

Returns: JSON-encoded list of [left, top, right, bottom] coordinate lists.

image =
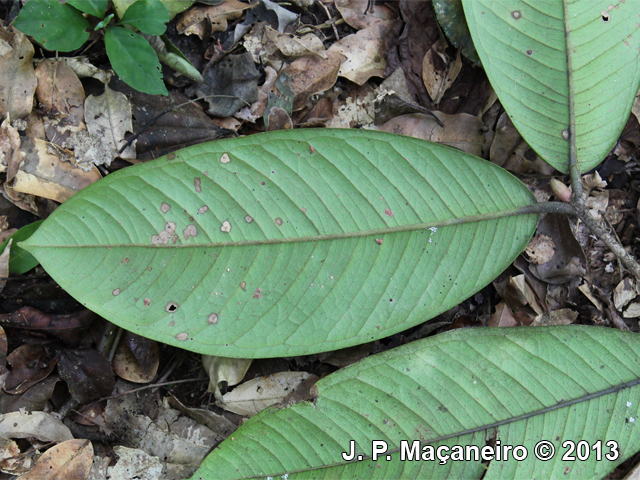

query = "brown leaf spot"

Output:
[[301, 208, 307, 214], [112, 288, 121, 296], [253, 287, 262, 299], [144, 298, 150, 307], [175, 332, 188, 341], [220, 153, 230, 163], [198, 205, 208, 214], [309, 145, 315, 153], [245, 215, 253, 223], [121, 258, 130, 265], [274, 217, 283, 226], [167, 153, 176, 160], [240, 281, 246, 291], [512, 10, 521, 19], [375, 239, 383, 245], [384, 209, 393, 217], [152, 222, 177, 245], [221, 220, 231, 233], [208, 313, 219, 324], [526, 49, 532, 55], [194, 177, 202, 193], [165, 302, 178, 313], [183, 224, 198, 240], [161, 202, 171, 213]]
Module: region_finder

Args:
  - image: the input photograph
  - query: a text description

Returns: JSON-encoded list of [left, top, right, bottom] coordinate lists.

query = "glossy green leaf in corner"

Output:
[[104, 27, 168, 96], [13, 0, 90, 52], [192, 327, 640, 479], [0, 220, 43, 274], [119, 0, 169, 36], [21, 129, 537, 358], [462, 0, 640, 173], [66, 0, 109, 18]]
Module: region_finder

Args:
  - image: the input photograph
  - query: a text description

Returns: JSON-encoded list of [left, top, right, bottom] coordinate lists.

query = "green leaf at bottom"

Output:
[[22, 129, 537, 358], [104, 26, 167, 95], [192, 327, 640, 479]]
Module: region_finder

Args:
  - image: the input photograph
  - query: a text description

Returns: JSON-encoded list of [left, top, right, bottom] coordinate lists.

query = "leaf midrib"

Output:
[[23, 207, 535, 250]]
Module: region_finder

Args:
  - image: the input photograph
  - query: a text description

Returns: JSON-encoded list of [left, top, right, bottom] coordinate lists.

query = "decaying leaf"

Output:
[[336, 0, 396, 30], [489, 301, 518, 327], [19, 439, 93, 480], [614, 278, 637, 311], [202, 356, 252, 401], [421, 35, 463, 105], [57, 349, 115, 404], [221, 371, 311, 416], [531, 309, 579, 327], [112, 332, 159, 383], [379, 112, 486, 157], [0, 411, 73, 443], [265, 26, 326, 59], [10, 137, 101, 203], [107, 446, 163, 480], [35, 59, 85, 123], [329, 21, 397, 86], [0, 240, 8, 295], [282, 51, 345, 110], [0, 438, 32, 475], [177, 0, 253, 38], [0, 119, 23, 183], [4, 343, 57, 394], [0, 25, 37, 121]]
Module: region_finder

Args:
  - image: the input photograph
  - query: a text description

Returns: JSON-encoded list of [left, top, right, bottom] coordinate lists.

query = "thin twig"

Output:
[[93, 377, 208, 403], [317, 0, 339, 41]]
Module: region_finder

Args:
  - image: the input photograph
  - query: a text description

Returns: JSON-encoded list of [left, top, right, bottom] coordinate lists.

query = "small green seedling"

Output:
[[14, 0, 170, 95]]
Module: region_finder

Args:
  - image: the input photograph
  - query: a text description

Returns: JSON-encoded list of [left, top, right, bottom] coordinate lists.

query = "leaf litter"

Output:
[[0, 0, 639, 477]]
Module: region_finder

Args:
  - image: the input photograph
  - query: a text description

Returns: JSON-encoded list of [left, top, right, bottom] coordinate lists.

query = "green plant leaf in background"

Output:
[[13, 0, 90, 52], [66, 0, 109, 18], [104, 26, 168, 96], [463, 0, 640, 173], [22, 130, 537, 358], [193, 327, 640, 479], [0, 220, 43, 274], [119, 0, 170, 36]]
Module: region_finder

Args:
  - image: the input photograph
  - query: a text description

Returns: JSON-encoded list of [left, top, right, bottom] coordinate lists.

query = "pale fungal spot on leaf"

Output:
[[175, 332, 188, 341], [384, 208, 393, 217], [562, 129, 570, 140], [220, 153, 230, 163], [144, 298, 150, 306], [375, 238, 383, 245], [183, 224, 198, 240], [161, 202, 171, 213], [240, 281, 246, 291], [429, 227, 437, 235], [208, 313, 219, 324], [221, 220, 231, 233], [309, 144, 315, 153], [152, 222, 177, 245], [121, 258, 130, 265], [275, 217, 283, 226], [511, 10, 521, 19], [194, 178, 202, 193], [198, 205, 208, 214], [166, 302, 178, 313], [254, 287, 262, 299], [301, 208, 307, 214], [245, 215, 253, 223], [113, 288, 121, 296], [167, 153, 176, 160]]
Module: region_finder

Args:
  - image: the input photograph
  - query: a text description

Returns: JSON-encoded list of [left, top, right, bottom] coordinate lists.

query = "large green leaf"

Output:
[[66, 0, 109, 18], [22, 129, 537, 358], [0, 220, 43, 274], [193, 326, 640, 479], [13, 0, 90, 52], [119, 0, 169, 36], [463, 0, 640, 173]]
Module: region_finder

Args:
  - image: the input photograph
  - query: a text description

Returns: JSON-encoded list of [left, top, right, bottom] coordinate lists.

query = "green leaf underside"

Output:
[[66, 0, 109, 18], [23, 130, 537, 358], [192, 327, 640, 480], [104, 27, 167, 95], [13, 0, 90, 52], [463, 0, 640, 173], [119, 0, 169, 36], [0, 220, 43, 274]]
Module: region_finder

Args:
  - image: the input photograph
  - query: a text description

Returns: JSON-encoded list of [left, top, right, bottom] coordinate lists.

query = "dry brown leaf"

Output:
[[0, 439, 32, 475], [0, 118, 23, 183], [578, 282, 604, 311], [329, 21, 397, 86], [422, 36, 462, 105], [177, 0, 253, 38], [0, 25, 37, 121], [112, 332, 159, 384], [336, 0, 397, 29], [531, 309, 579, 327], [0, 411, 73, 443], [35, 59, 85, 124], [489, 301, 518, 327], [0, 239, 9, 295], [524, 234, 556, 265], [19, 439, 93, 480], [614, 278, 637, 311], [379, 112, 486, 157], [283, 51, 345, 111], [265, 26, 327, 59], [10, 138, 101, 203], [221, 372, 311, 417], [266, 106, 293, 131]]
